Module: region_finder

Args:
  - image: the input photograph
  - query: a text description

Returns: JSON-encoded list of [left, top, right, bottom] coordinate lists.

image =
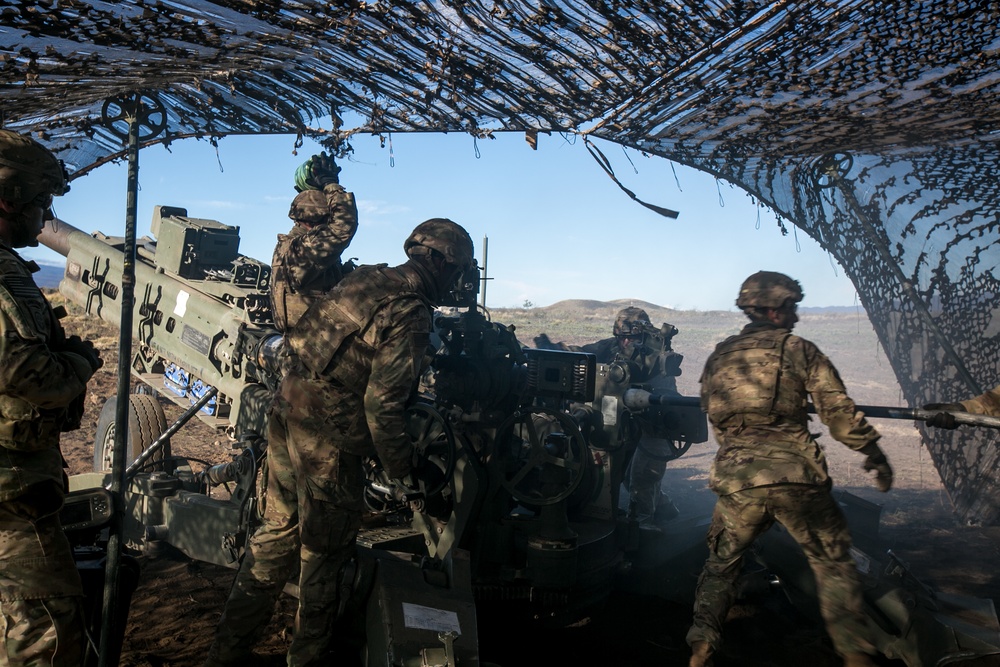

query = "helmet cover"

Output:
[[403, 218, 474, 267], [613, 307, 652, 336], [735, 271, 804, 309], [0, 130, 68, 203]]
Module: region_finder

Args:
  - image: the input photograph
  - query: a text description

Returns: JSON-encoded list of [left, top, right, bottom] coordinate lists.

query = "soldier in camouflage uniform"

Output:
[[270, 152, 358, 333], [603, 308, 683, 526], [0, 130, 103, 666], [205, 219, 475, 667], [535, 306, 684, 526], [686, 271, 892, 667]]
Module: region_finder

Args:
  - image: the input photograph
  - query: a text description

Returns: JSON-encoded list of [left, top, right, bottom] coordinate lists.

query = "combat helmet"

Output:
[[288, 189, 330, 225], [0, 130, 68, 204], [404, 218, 474, 268], [735, 271, 804, 309], [613, 306, 652, 337]]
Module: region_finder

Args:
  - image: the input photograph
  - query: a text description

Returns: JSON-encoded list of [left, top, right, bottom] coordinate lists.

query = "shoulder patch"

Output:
[[0, 273, 50, 341]]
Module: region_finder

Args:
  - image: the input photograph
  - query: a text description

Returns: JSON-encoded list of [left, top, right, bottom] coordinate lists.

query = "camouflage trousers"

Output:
[[626, 440, 671, 521], [686, 484, 875, 657], [0, 482, 85, 667], [206, 397, 364, 667]]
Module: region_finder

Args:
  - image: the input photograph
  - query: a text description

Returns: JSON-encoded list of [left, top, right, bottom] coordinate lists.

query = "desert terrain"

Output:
[[52, 293, 1000, 667]]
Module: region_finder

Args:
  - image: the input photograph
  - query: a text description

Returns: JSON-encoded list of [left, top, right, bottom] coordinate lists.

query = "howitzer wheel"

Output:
[[495, 407, 587, 506], [404, 402, 457, 498], [94, 394, 171, 472]]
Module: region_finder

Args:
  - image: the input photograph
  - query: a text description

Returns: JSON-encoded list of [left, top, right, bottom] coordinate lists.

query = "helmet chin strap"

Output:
[[407, 255, 445, 303], [8, 204, 42, 248]]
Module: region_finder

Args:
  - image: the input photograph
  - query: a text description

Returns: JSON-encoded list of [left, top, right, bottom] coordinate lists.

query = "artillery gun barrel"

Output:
[[38, 217, 82, 257], [622, 389, 1000, 429]]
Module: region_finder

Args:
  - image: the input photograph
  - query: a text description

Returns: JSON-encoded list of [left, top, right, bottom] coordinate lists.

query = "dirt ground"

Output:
[[55, 301, 1000, 667]]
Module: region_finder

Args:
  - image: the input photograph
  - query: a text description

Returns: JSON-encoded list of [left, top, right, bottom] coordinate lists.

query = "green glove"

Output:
[[293, 152, 342, 192]]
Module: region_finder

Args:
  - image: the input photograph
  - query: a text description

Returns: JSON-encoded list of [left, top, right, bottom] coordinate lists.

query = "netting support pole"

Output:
[[830, 173, 982, 396]]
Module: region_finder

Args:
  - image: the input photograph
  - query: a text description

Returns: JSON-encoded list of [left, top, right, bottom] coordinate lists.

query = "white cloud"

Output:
[[357, 199, 411, 218]]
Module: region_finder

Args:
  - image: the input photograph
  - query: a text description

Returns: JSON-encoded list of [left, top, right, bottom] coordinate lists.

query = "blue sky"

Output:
[[35, 132, 859, 311]]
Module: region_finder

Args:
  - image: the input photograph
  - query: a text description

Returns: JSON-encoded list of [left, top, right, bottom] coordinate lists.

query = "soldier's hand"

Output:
[[294, 152, 341, 192], [534, 333, 554, 348], [926, 412, 958, 429], [862, 447, 893, 493], [64, 335, 103, 372], [310, 152, 341, 187], [923, 403, 962, 429]]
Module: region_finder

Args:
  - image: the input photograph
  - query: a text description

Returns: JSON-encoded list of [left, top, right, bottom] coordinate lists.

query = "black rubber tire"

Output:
[[93, 394, 171, 472]]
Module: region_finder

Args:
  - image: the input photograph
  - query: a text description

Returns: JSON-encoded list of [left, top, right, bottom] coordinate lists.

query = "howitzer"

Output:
[[41, 209, 280, 568], [625, 390, 1000, 429]]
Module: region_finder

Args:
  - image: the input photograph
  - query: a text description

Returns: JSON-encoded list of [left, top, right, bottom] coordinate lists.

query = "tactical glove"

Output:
[[62, 353, 96, 384], [860, 442, 893, 492], [922, 402, 963, 429], [293, 152, 342, 192], [63, 335, 103, 372], [533, 333, 555, 349], [925, 412, 958, 429]]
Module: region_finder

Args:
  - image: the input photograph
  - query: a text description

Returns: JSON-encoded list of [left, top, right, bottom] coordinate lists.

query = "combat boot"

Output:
[[688, 640, 714, 667], [842, 653, 877, 667]]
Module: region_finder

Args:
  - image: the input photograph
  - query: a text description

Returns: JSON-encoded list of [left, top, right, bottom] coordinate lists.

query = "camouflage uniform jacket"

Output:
[[579, 337, 618, 364], [0, 245, 94, 502], [700, 321, 879, 495], [285, 261, 434, 478], [270, 183, 358, 332], [959, 385, 1000, 416]]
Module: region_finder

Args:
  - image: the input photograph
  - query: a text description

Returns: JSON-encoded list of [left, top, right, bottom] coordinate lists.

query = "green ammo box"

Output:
[[150, 205, 241, 279]]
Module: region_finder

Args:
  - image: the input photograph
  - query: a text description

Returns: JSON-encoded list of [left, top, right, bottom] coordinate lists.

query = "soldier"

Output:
[[603, 308, 683, 526], [270, 152, 359, 333], [686, 271, 891, 667], [535, 306, 684, 526], [205, 218, 475, 667], [0, 130, 102, 665]]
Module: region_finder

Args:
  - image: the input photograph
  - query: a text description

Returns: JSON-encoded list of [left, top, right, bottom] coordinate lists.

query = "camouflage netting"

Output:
[[3, 1, 1000, 522]]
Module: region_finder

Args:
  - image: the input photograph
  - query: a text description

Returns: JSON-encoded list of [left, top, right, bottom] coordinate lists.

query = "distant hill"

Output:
[[607, 298, 667, 312], [31, 263, 861, 316], [536, 298, 863, 316], [32, 261, 64, 289], [798, 305, 866, 314]]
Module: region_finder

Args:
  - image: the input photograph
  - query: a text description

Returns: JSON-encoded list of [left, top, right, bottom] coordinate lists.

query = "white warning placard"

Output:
[[174, 290, 189, 317], [401, 602, 461, 634]]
